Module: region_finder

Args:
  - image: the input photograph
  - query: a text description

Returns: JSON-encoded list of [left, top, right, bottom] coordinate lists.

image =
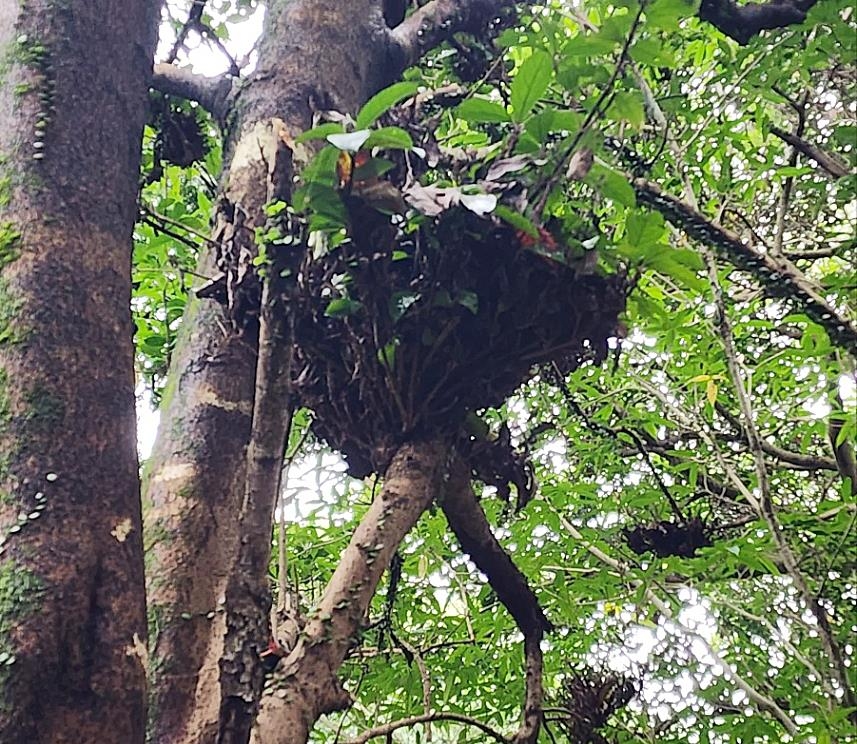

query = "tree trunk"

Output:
[[253, 439, 449, 743], [145, 2, 406, 741], [0, 1, 157, 741]]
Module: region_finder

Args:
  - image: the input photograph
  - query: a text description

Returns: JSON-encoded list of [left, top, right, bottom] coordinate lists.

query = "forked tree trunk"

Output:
[[253, 440, 449, 743], [0, 1, 157, 741], [144, 3, 405, 741]]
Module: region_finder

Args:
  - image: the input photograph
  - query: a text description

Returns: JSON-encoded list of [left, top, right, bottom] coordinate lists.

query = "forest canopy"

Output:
[[0, 0, 854, 742]]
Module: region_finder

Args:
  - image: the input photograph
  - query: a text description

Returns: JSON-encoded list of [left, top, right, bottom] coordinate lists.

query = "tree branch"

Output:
[[390, 0, 520, 67], [254, 439, 449, 743], [345, 712, 509, 744], [770, 125, 851, 179], [632, 178, 857, 354], [442, 465, 551, 744], [698, 0, 818, 45], [151, 62, 233, 120], [702, 249, 857, 721], [217, 259, 296, 744], [554, 511, 799, 734]]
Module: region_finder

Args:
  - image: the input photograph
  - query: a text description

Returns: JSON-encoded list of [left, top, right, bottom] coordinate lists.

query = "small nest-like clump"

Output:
[[623, 517, 712, 559], [556, 668, 639, 744], [293, 207, 626, 477]]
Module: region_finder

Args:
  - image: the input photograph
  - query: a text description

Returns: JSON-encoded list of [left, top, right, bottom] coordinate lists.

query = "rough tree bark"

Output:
[[0, 1, 158, 741], [145, 1, 450, 740], [252, 439, 449, 743]]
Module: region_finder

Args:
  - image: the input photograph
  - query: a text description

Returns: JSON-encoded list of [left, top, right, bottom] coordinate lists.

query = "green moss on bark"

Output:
[[0, 561, 43, 701], [24, 386, 64, 429], [0, 282, 24, 346], [0, 224, 20, 269]]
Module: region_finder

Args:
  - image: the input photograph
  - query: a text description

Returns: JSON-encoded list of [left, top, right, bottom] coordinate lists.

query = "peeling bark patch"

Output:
[[111, 518, 133, 542], [150, 462, 197, 485], [198, 386, 253, 415], [231, 120, 280, 173], [125, 632, 148, 673]]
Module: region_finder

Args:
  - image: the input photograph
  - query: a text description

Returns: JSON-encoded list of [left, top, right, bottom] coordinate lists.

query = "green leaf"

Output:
[[377, 340, 397, 369], [456, 290, 479, 315], [296, 122, 345, 144], [494, 205, 538, 237], [364, 126, 413, 150], [510, 50, 554, 122], [625, 211, 667, 249], [324, 297, 363, 318], [355, 81, 419, 129], [526, 108, 582, 144], [647, 0, 699, 30], [455, 97, 511, 124], [607, 90, 645, 129], [586, 163, 636, 207]]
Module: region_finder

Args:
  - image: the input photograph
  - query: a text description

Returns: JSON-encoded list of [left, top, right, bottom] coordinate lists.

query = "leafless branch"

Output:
[[770, 125, 851, 179], [390, 0, 520, 67], [714, 402, 839, 471], [632, 178, 857, 353], [151, 62, 233, 120]]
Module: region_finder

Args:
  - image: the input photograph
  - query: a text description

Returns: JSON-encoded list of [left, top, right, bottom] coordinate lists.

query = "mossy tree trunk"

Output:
[[145, 2, 404, 741], [145, 2, 520, 741], [0, 1, 158, 741]]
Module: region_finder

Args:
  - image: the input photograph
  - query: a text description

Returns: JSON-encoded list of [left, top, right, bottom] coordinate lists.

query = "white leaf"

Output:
[[327, 129, 371, 152], [403, 184, 461, 216], [460, 192, 497, 216]]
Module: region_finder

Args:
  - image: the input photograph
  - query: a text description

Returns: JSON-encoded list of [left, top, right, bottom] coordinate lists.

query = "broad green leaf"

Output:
[[494, 205, 539, 236], [647, 0, 699, 30], [324, 297, 363, 318], [364, 126, 413, 150], [586, 163, 636, 207], [355, 81, 419, 129], [607, 90, 645, 129], [510, 49, 554, 121], [296, 122, 345, 144], [455, 97, 511, 124]]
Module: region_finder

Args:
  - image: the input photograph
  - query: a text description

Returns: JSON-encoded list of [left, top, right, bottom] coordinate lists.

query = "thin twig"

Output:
[[344, 712, 509, 744], [532, 0, 648, 217]]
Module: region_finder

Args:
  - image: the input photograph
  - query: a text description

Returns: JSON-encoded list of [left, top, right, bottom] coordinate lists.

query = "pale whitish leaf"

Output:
[[486, 155, 532, 181], [403, 183, 460, 216], [327, 130, 371, 152], [566, 148, 594, 181], [459, 193, 497, 216]]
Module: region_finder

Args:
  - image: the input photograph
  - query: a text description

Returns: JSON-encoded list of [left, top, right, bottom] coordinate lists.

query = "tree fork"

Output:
[[144, 2, 531, 740], [252, 439, 450, 743]]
